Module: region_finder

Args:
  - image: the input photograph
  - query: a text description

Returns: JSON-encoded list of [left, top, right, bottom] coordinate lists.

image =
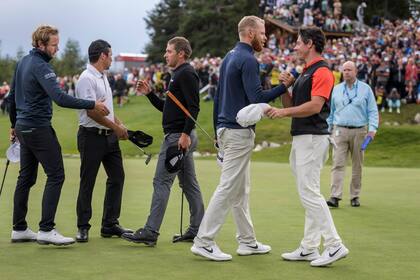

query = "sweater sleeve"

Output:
[[8, 65, 18, 128], [146, 91, 164, 112], [34, 62, 95, 109], [179, 70, 200, 135], [241, 58, 287, 103]]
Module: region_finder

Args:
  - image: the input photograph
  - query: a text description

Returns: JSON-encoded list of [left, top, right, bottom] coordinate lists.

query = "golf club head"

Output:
[[145, 153, 152, 165], [172, 233, 194, 243], [172, 234, 182, 243]]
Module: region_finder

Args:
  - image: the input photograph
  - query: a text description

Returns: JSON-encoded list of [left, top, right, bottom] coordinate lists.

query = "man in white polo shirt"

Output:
[[75, 39, 132, 242]]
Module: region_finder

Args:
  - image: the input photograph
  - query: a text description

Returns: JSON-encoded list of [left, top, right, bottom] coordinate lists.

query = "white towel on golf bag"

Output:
[[236, 103, 271, 127]]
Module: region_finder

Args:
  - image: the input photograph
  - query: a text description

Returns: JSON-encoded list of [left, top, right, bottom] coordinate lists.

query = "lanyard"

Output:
[[343, 80, 358, 105]]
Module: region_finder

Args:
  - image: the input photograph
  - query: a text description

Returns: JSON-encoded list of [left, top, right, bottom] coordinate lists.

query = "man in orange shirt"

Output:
[[267, 27, 349, 267]]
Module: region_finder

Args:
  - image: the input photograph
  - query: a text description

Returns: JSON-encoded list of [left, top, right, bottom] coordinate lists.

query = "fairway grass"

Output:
[[0, 159, 418, 280]]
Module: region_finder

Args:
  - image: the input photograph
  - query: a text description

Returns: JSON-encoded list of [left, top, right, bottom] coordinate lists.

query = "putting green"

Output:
[[0, 159, 418, 280]]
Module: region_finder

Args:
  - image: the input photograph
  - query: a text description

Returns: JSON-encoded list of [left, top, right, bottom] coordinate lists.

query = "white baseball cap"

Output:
[[236, 103, 271, 127]]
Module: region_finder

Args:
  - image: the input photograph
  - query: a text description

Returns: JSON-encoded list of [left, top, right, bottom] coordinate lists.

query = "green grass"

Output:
[[1, 96, 419, 167], [0, 159, 418, 279]]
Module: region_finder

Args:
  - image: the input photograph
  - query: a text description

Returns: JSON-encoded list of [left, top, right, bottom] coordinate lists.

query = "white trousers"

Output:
[[194, 128, 256, 247], [290, 134, 342, 249]]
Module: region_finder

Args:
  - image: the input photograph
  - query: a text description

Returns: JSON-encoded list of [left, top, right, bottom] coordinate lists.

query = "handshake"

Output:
[[279, 71, 296, 88]]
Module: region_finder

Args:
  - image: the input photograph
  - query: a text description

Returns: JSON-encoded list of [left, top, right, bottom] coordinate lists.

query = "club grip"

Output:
[[361, 136, 372, 151]]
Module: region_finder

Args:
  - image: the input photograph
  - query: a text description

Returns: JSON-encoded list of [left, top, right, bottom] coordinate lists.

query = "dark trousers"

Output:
[[77, 127, 125, 230], [13, 126, 65, 232]]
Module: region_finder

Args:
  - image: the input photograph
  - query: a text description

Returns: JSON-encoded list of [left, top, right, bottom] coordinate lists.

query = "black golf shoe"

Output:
[[121, 228, 159, 246], [172, 229, 196, 243], [327, 197, 339, 208], [351, 197, 360, 207], [76, 228, 89, 243], [100, 224, 133, 238]]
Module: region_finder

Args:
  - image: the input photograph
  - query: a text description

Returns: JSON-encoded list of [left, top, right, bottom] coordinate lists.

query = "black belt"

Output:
[[338, 125, 365, 129], [80, 126, 113, 136]]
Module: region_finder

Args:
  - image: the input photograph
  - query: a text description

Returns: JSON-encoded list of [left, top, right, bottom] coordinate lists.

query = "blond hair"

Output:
[[32, 25, 59, 48], [238, 16, 264, 36]]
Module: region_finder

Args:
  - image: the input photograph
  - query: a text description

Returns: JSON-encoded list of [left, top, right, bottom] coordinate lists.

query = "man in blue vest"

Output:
[[267, 27, 349, 267]]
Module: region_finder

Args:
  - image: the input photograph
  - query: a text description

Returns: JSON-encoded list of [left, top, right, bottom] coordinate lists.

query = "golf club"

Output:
[[166, 91, 214, 143], [0, 159, 10, 200], [134, 145, 152, 165], [127, 130, 153, 165]]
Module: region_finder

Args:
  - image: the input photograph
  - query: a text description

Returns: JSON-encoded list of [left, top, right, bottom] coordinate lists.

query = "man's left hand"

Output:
[[178, 133, 191, 150], [367, 131, 376, 139]]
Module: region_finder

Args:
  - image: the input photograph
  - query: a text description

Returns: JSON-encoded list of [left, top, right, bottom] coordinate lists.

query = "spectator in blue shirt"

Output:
[[326, 61, 379, 208]]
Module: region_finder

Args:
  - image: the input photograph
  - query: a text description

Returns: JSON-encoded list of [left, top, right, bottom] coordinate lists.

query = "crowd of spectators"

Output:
[[260, 0, 361, 32], [1, 2, 419, 116], [264, 17, 420, 112]]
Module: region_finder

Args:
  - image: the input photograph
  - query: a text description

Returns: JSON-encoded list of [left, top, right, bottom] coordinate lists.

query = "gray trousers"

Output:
[[144, 130, 204, 234]]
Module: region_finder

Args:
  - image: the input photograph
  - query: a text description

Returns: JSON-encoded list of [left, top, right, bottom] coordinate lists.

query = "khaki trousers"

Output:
[[330, 126, 367, 200], [194, 128, 256, 247]]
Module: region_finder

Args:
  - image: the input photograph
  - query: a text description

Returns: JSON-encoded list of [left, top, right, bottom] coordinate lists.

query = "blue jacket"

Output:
[[9, 48, 95, 128], [213, 42, 287, 133]]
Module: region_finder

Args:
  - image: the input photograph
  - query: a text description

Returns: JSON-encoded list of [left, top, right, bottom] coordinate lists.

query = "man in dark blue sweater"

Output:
[[8, 25, 109, 246], [191, 15, 294, 261]]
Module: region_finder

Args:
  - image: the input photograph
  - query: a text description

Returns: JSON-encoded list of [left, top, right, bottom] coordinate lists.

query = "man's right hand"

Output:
[[136, 80, 151, 95], [280, 72, 295, 88], [10, 128, 16, 142], [114, 125, 128, 140], [94, 101, 110, 116]]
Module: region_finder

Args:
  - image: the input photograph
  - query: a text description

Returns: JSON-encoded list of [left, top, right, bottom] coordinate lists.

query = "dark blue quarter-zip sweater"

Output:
[[9, 48, 95, 128], [213, 42, 288, 134]]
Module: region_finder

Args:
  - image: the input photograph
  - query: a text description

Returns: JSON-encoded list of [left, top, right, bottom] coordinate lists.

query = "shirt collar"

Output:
[[303, 57, 324, 72], [344, 79, 358, 89], [236, 42, 254, 54], [87, 64, 103, 78], [31, 48, 52, 62], [173, 62, 189, 73]]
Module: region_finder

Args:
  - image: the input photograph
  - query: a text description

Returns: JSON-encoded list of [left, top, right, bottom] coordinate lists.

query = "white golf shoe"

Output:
[[237, 241, 271, 256], [37, 229, 75, 246], [310, 244, 349, 267], [11, 228, 37, 243], [191, 243, 232, 261], [281, 246, 321, 261]]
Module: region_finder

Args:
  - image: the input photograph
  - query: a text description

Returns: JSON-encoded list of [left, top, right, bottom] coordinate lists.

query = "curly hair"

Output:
[[32, 25, 59, 48]]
